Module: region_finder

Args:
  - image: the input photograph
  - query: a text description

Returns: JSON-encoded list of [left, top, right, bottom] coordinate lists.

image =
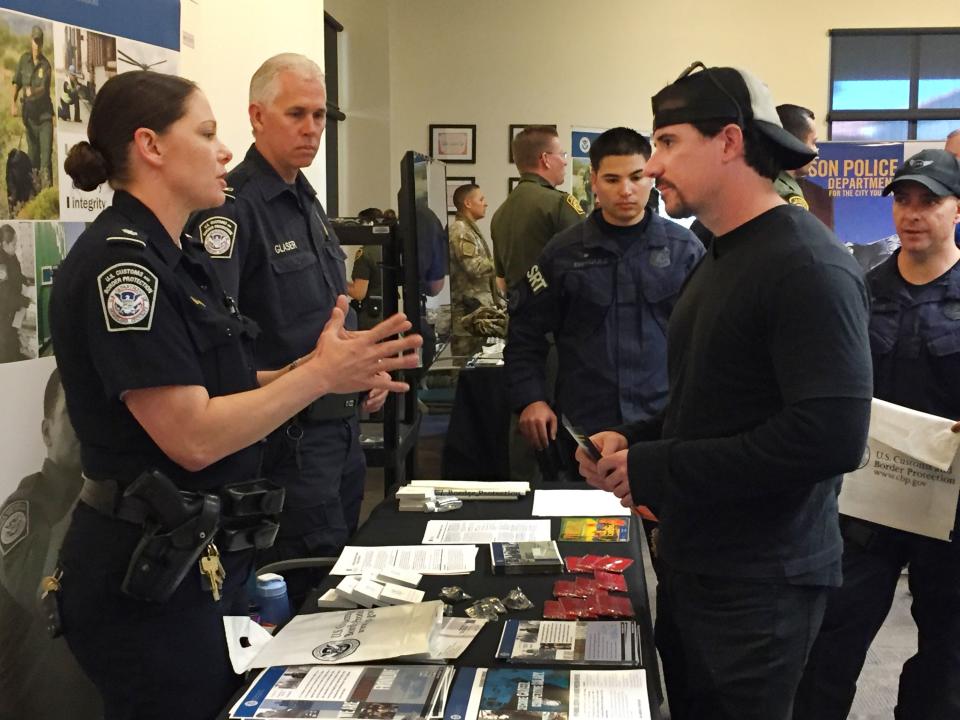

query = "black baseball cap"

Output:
[[882, 149, 960, 197], [651, 62, 817, 170]]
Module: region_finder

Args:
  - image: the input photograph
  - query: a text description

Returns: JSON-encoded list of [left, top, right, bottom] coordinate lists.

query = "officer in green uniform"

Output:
[[448, 182, 504, 357], [491, 125, 585, 481], [774, 104, 819, 210], [12, 26, 54, 191]]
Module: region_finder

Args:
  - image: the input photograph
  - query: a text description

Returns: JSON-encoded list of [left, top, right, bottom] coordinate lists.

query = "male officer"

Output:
[[0, 369, 101, 720], [448, 183, 504, 357], [577, 64, 872, 719], [774, 104, 817, 208], [795, 149, 960, 720], [948, 129, 960, 246], [506, 127, 702, 468], [12, 25, 53, 192], [492, 125, 584, 481], [190, 54, 387, 602]]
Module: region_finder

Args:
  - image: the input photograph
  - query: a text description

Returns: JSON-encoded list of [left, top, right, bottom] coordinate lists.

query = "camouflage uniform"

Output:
[[448, 213, 503, 357]]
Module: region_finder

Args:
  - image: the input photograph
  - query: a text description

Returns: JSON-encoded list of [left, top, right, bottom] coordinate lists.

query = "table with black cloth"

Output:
[[220, 481, 663, 719], [442, 365, 511, 480]]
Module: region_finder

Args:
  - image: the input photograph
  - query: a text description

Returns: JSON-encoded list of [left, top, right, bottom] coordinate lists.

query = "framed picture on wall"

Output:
[[429, 124, 476, 163], [509, 124, 557, 162], [446, 176, 476, 213], [508, 177, 522, 194]]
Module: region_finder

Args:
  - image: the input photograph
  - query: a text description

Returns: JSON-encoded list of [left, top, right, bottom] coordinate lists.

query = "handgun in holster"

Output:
[[120, 470, 221, 603], [217, 479, 285, 552]]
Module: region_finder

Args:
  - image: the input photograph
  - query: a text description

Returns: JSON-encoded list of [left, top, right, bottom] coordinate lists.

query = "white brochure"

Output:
[[421, 519, 552, 544], [330, 545, 478, 575], [839, 398, 960, 541], [532, 489, 631, 517]]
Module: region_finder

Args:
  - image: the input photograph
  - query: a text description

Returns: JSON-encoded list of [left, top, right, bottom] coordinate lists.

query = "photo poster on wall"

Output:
[[570, 128, 605, 214], [0, 0, 180, 499]]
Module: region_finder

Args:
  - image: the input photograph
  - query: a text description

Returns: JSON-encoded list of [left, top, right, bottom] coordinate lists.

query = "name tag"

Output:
[[274, 240, 298, 254]]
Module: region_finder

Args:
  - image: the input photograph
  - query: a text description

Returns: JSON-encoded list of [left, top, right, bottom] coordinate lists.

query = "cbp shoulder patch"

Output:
[[526, 264, 548, 294], [97, 262, 159, 332], [199, 216, 237, 258], [787, 194, 810, 210], [0, 500, 29, 556], [565, 193, 586, 216]]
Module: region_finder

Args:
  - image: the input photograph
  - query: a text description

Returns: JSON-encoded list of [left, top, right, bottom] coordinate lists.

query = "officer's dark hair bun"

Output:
[[64, 141, 109, 191]]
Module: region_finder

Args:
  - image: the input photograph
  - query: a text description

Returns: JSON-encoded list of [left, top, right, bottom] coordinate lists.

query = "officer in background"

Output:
[[12, 25, 54, 192], [190, 54, 389, 603], [774, 104, 818, 209], [506, 127, 703, 472], [492, 125, 584, 481], [795, 150, 960, 720], [0, 368, 101, 720], [448, 182, 504, 358], [348, 208, 385, 331], [947, 128, 960, 246]]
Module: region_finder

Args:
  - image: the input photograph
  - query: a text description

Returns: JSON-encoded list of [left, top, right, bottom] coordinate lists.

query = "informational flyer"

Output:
[[496, 620, 640, 666], [330, 545, 478, 576], [422, 519, 551, 545]]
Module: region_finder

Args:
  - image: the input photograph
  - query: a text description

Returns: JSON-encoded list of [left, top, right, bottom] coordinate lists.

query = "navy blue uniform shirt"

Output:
[[50, 190, 260, 491], [190, 145, 349, 370], [505, 208, 703, 433]]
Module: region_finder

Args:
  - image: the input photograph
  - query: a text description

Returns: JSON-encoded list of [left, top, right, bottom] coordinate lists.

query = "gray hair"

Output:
[[948, 128, 960, 141], [249, 53, 325, 105]]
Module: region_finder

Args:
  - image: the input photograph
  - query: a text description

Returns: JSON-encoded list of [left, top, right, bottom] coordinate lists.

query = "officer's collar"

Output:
[[454, 212, 482, 236], [884, 247, 960, 297], [245, 144, 318, 202], [519, 172, 554, 189], [584, 208, 655, 249], [111, 190, 184, 268]]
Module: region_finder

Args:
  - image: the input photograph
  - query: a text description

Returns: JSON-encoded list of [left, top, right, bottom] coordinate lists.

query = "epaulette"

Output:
[[105, 227, 147, 248], [225, 163, 255, 199]]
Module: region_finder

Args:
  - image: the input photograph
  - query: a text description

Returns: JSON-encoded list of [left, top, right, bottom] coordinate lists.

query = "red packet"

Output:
[[598, 556, 634, 573], [601, 594, 635, 618], [553, 580, 580, 598], [594, 570, 628, 592], [573, 577, 598, 597], [543, 600, 576, 619], [560, 596, 597, 619], [564, 556, 585, 573], [579, 554, 607, 571]]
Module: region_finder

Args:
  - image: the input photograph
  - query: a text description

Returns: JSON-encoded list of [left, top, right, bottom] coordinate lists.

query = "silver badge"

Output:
[[649, 247, 672, 268]]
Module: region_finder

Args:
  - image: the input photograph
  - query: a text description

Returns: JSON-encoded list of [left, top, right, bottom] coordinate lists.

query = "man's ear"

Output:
[[719, 123, 745, 162], [249, 102, 265, 136]]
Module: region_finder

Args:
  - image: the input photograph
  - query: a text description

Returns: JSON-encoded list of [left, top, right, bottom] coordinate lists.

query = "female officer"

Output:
[[50, 71, 420, 720]]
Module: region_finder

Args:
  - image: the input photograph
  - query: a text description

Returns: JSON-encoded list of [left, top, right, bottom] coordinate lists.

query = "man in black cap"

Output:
[[576, 63, 872, 719], [12, 25, 53, 192], [795, 149, 960, 720]]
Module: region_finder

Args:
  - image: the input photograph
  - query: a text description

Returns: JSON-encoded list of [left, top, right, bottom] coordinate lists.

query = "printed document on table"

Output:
[[839, 398, 960, 541], [330, 545, 478, 575], [421, 519, 551, 544], [532, 489, 631, 517]]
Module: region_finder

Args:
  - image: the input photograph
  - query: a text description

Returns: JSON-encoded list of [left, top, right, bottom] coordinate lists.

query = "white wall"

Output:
[[179, 0, 328, 201], [379, 0, 960, 238]]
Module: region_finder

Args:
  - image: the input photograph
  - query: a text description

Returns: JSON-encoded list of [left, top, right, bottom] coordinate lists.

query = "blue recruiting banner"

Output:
[[571, 128, 605, 213], [1, 0, 180, 50], [805, 142, 903, 245]]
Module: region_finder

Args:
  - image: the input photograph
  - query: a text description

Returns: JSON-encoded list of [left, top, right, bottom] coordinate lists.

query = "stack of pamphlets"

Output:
[[445, 667, 651, 720], [398, 485, 438, 511], [318, 566, 425, 609], [408, 480, 530, 501], [495, 619, 640, 666], [229, 664, 455, 719], [490, 541, 564, 575]]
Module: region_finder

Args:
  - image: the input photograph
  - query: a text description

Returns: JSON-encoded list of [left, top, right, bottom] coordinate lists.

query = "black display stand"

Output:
[[333, 220, 420, 494]]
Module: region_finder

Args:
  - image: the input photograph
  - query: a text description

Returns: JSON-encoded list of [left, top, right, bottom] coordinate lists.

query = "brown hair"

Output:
[[512, 125, 559, 171], [64, 71, 199, 191]]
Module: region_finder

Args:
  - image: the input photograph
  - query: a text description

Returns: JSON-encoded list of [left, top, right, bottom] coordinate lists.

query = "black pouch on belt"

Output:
[[218, 479, 285, 552], [120, 470, 221, 603], [301, 393, 359, 422]]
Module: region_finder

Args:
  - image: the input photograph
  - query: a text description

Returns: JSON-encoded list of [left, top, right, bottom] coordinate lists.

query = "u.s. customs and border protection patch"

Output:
[[97, 263, 159, 332], [0, 500, 29, 556], [566, 193, 586, 216], [527, 264, 548, 294], [199, 216, 237, 258]]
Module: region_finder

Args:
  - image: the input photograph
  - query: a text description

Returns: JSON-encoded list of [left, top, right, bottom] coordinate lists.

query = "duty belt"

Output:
[[301, 392, 360, 422]]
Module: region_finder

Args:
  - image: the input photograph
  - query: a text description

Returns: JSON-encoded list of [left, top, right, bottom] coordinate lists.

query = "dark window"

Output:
[[828, 28, 960, 141]]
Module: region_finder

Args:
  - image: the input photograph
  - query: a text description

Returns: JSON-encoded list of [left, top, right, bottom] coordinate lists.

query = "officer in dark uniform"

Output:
[[49, 71, 419, 720], [349, 245, 384, 331], [795, 149, 960, 720], [491, 125, 584, 481], [0, 368, 101, 720], [189, 54, 389, 604], [506, 127, 703, 469], [12, 25, 54, 191]]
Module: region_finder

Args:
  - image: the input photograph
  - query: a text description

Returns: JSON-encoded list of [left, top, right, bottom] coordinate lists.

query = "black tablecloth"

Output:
[[442, 365, 511, 480], [306, 482, 664, 718]]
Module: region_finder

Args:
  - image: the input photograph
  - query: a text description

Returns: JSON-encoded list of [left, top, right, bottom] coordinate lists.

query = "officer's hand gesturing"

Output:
[[309, 296, 422, 395], [518, 401, 557, 450], [363, 373, 391, 413]]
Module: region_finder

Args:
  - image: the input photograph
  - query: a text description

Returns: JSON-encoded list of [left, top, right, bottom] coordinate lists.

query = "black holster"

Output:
[[218, 479, 285, 552], [120, 471, 221, 603]]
